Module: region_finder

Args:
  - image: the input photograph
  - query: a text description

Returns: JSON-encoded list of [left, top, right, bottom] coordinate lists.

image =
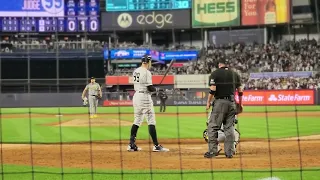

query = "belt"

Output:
[[91, 95, 97, 96], [138, 91, 150, 93], [215, 96, 232, 100]]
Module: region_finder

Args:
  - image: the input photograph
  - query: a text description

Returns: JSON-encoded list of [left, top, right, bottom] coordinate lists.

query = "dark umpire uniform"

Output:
[[158, 89, 168, 112], [204, 59, 243, 158]]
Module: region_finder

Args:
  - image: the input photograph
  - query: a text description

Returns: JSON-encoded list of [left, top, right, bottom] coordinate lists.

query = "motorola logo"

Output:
[[117, 13, 133, 28]]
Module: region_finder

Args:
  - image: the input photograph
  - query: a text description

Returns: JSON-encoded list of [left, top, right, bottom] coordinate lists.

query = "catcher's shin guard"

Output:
[[203, 129, 208, 143]]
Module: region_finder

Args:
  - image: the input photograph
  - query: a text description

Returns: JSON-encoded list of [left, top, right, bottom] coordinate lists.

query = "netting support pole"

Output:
[[200, 28, 204, 49], [316, 0, 320, 38], [85, 32, 89, 83], [107, 36, 111, 72], [172, 28, 176, 48], [55, 33, 60, 93], [145, 32, 149, 45], [0, 43, 2, 94], [203, 30, 208, 49], [264, 28, 268, 44], [27, 34, 31, 94]]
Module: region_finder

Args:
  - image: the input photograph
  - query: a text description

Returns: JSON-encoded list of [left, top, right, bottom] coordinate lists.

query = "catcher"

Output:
[[81, 77, 102, 118], [203, 102, 241, 155]]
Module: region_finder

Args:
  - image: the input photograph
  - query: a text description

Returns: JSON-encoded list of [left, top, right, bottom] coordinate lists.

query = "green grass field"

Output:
[[0, 105, 320, 180]]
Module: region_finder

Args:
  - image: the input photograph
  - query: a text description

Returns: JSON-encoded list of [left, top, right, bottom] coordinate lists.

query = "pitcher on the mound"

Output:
[[127, 55, 169, 152]]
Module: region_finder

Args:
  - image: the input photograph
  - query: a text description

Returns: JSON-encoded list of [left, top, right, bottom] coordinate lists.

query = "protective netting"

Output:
[[0, 0, 320, 179]]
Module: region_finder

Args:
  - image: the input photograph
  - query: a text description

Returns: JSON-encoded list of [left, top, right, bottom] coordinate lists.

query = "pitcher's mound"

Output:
[[45, 118, 132, 127]]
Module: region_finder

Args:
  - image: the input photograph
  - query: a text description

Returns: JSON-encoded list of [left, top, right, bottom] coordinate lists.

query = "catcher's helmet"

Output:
[[141, 54, 151, 64]]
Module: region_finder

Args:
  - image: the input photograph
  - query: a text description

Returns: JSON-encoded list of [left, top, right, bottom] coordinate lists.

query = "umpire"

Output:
[[158, 89, 168, 112], [204, 59, 243, 158]]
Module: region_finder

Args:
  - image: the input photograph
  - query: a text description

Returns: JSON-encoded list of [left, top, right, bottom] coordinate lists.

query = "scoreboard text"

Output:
[[0, 0, 100, 32], [106, 0, 191, 11]]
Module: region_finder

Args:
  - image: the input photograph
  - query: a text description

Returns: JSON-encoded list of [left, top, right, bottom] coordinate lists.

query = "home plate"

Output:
[[258, 177, 281, 180], [55, 115, 63, 117], [185, 147, 203, 150]]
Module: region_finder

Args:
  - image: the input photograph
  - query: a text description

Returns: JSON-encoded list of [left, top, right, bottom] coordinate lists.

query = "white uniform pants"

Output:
[[133, 92, 156, 126]]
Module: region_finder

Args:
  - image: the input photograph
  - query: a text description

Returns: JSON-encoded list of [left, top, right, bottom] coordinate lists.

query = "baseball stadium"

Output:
[[0, 0, 320, 180]]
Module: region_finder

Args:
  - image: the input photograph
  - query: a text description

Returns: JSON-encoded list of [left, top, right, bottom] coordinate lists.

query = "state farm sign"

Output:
[[235, 90, 315, 105]]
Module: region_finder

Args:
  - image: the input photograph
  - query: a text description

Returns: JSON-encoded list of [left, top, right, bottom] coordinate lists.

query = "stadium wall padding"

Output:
[[0, 89, 319, 108]]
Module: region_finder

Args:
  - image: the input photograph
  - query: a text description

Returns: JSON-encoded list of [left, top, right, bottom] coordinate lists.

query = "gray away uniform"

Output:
[[85, 82, 101, 115]]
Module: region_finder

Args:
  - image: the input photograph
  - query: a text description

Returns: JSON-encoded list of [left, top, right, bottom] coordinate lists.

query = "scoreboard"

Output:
[[106, 0, 191, 11], [0, 0, 100, 32]]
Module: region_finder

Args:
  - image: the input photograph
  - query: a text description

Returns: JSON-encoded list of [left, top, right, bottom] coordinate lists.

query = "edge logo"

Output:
[[137, 12, 173, 29], [117, 13, 133, 28], [117, 12, 173, 29]]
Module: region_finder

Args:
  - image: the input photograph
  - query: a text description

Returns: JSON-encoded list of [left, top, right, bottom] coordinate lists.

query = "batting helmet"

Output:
[[141, 54, 151, 64]]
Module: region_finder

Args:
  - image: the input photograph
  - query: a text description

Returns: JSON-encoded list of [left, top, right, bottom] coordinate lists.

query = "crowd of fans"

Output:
[[1, 38, 320, 90], [1, 39, 103, 52], [109, 39, 320, 90], [245, 76, 320, 90]]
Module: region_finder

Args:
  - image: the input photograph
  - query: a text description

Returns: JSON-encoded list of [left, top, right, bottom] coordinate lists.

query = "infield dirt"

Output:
[[1, 111, 320, 170]]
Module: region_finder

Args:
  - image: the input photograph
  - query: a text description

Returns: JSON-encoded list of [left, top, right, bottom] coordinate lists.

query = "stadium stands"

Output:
[[107, 40, 320, 90]]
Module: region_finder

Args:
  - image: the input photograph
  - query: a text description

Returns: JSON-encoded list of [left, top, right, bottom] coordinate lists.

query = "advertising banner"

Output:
[[150, 50, 160, 60], [192, 0, 240, 28], [241, 0, 290, 25], [235, 90, 315, 105], [0, 0, 64, 17], [110, 49, 150, 59], [105, 49, 199, 60], [103, 100, 133, 106], [158, 51, 198, 60], [174, 74, 210, 88], [105, 75, 174, 85], [154, 99, 207, 106], [101, 10, 191, 31], [101, 89, 318, 107], [209, 28, 265, 45], [249, 71, 313, 79]]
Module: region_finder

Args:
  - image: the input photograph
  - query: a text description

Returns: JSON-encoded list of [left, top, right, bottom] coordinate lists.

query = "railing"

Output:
[[0, 41, 103, 53], [0, 78, 106, 93]]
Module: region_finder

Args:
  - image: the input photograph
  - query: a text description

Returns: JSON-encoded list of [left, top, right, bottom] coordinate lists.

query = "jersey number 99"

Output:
[[133, 73, 140, 82]]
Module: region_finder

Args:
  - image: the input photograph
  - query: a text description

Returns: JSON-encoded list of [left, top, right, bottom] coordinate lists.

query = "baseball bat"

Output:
[[158, 59, 175, 85]]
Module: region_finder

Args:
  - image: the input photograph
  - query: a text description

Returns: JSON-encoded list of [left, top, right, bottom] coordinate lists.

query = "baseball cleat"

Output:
[[93, 114, 98, 118], [204, 152, 216, 158], [153, 144, 169, 152], [90, 115, 94, 119], [226, 154, 233, 158], [127, 144, 142, 152]]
